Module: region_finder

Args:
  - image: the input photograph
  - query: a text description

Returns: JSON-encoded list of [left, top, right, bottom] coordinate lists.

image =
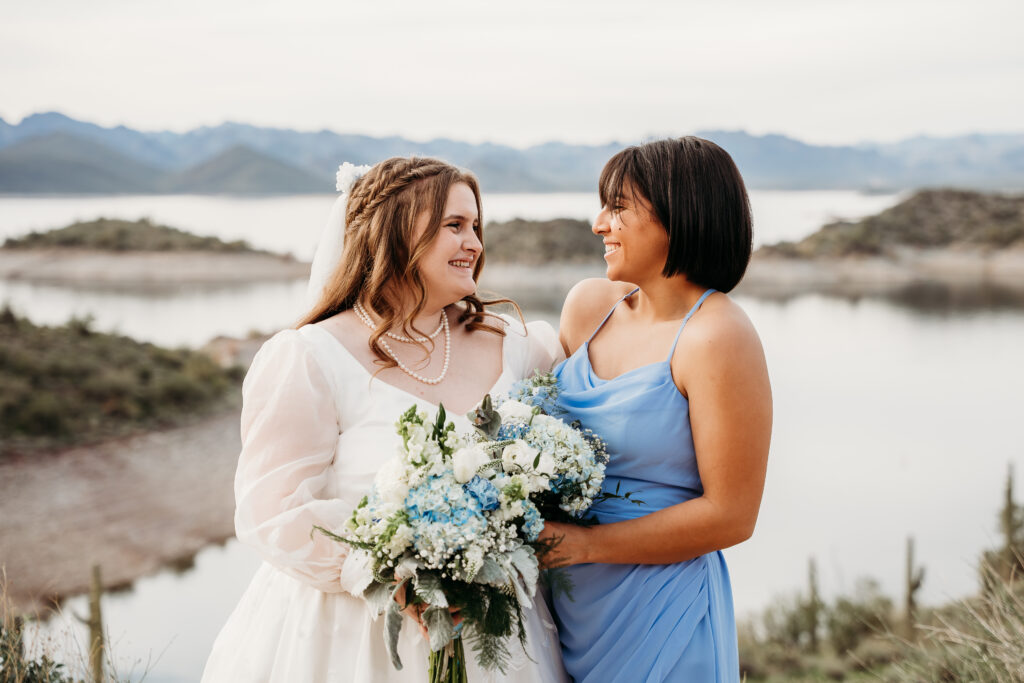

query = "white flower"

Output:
[[385, 524, 414, 557], [374, 457, 410, 506], [535, 452, 556, 477], [502, 440, 539, 473], [335, 162, 372, 193], [452, 444, 490, 483], [497, 400, 535, 423], [407, 424, 427, 447]]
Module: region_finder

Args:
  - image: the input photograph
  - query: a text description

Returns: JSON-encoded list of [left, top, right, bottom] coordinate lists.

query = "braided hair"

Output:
[[297, 156, 515, 368]]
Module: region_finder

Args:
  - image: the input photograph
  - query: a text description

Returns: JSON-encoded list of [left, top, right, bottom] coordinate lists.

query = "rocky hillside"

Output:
[[759, 190, 1024, 258], [483, 217, 603, 264], [2, 217, 264, 253]]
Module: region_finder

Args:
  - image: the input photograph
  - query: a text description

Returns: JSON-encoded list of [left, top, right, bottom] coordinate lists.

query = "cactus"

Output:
[[904, 536, 925, 640], [75, 564, 105, 682], [803, 557, 823, 652]]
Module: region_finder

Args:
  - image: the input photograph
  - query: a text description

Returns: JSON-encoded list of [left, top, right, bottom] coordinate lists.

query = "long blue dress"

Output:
[[551, 287, 739, 683]]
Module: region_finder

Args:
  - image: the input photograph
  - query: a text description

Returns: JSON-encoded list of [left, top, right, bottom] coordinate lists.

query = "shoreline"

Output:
[[0, 408, 241, 615], [0, 248, 310, 285], [1, 246, 1022, 294]]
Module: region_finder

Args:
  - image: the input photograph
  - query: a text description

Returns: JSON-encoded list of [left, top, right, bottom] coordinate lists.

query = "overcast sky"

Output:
[[3, 0, 1022, 147]]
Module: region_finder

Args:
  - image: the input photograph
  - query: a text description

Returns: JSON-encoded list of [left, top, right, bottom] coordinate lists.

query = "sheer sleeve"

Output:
[[233, 329, 360, 593], [523, 319, 565, 376]]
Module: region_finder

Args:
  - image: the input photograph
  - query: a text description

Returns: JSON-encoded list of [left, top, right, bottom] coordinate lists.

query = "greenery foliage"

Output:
[[0, 622, 76, 683], [2, 217, 261, 253], [0, 306, 242, 456], [760, 189, 1024, 258]]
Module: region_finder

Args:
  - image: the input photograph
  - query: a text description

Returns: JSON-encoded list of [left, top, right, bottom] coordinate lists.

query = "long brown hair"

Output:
[[298, 156, 515, 368]]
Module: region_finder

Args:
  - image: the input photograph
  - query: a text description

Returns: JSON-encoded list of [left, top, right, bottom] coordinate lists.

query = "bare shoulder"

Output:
[[675, 293, 768, 381], [559, 279, 635, 355]]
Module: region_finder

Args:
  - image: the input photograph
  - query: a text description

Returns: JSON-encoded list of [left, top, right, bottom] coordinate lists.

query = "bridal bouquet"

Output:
[[315, 373, 610, 682], [465, 371, 609, 522]]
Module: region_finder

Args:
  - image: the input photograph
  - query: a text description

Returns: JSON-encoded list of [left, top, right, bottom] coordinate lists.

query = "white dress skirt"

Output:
[[201, 317, 570, 682]]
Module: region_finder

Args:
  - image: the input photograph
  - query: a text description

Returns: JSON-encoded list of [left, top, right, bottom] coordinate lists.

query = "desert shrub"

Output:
[[0, 307, 242, 455], [879, 564, 1024, 682], [826, 578, 893, 655]]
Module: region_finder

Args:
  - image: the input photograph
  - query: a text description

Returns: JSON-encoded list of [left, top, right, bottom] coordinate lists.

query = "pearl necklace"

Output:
[[353, 301, 444, 342], [354, 302, 451, 385]]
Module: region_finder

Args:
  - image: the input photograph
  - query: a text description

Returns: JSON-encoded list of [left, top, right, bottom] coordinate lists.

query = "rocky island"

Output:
[[742, 189, 1024, 298], [0, 217, 310, 285]]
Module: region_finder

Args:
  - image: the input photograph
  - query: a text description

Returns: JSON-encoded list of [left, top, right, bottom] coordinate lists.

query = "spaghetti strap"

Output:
[[586, 287, 640, 344], [667, 288, 716, 360]]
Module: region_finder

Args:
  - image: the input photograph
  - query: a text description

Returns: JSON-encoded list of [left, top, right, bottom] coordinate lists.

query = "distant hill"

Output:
[[484, 217, 603, 264], [0, 132, 163, 193], [1, 112, 1024, 193], [159, 145, 327, 193], [2, 217, 264, 252], [759, 189, 1024, 258]]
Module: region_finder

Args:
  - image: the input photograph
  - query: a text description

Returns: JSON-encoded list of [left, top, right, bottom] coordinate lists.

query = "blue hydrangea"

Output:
[[497, 422, 529, 441], [521, 500, 543, 542], [464, 475, 500, 511], [405, 475, 482, 526]]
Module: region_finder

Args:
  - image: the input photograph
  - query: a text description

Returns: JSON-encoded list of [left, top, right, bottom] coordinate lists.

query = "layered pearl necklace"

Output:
[[353, 301, 451, 385]]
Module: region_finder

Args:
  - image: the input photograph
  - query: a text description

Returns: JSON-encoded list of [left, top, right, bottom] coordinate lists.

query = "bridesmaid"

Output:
[[540, 137, 772, 682]]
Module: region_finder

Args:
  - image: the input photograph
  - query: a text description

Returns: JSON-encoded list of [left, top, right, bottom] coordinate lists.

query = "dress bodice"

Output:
[[553, 288, 715, 520]]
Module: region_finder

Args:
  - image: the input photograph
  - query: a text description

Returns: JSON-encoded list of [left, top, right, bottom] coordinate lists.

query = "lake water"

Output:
[[10, 190, 1024, 681]]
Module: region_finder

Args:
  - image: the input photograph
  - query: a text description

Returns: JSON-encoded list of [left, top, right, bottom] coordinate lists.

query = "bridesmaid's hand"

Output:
[[538, 521, 589, 568]]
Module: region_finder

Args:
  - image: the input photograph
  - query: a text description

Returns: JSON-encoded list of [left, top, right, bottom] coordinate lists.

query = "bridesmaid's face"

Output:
[[593, 185, 668, 284], [416, 182, 482, 310]]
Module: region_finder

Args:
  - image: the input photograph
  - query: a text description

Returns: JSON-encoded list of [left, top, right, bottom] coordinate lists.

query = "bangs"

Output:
[[598, 146, 642, 208]]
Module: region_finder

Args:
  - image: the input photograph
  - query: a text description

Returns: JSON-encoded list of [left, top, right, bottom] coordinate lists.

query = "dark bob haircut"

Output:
[[598, 136, 753, 292]]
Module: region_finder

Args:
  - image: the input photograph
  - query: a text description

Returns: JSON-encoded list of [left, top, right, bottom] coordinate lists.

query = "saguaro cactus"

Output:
[[76, 564, 105, 682], [904, 536, 925, 640]]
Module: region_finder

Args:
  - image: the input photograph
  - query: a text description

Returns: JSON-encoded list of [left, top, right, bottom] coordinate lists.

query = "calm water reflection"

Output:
[[22, 287, 1024, 682]]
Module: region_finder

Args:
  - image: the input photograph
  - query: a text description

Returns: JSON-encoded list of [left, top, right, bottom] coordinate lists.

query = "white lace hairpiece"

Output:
[[305, 162, 373, 308]]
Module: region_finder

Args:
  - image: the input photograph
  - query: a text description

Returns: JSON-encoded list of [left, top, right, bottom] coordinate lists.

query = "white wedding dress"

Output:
[[201, 316, 569, 682]]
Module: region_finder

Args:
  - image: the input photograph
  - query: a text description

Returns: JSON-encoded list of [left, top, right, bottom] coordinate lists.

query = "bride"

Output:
[[202, 157, 568, 682]]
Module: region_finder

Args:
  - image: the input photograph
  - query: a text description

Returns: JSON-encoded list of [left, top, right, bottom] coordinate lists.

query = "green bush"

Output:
[[0, 306, 242, 455]]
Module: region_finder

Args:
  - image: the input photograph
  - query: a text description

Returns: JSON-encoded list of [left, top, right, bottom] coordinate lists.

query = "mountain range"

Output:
[[1, 112, 1023, 194]]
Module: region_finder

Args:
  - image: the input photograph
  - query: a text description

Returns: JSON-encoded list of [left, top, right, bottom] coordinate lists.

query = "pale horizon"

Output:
[[4, 0, 1023, 148]]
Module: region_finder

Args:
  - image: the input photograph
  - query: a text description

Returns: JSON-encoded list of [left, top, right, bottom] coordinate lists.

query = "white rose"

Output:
[[502, 440, 539, 473], [535, 453, 557, 477], [497, 400, 535, 423], [374, 457, 410, 505], [452, 445, 490, 483]]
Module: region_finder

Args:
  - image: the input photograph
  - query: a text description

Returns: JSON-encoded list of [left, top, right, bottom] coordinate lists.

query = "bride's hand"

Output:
[[537, 521, 589, 568], [394, 583, 463, 639]]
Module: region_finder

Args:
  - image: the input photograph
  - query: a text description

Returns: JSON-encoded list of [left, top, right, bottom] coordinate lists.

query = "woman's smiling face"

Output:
[[416, 182, 483, 310], [593, 185, 669, 284]]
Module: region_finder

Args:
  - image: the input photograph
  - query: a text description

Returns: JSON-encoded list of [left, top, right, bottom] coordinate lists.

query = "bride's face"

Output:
[[593, 186, 669, 283], [416, 182, 482, 310]]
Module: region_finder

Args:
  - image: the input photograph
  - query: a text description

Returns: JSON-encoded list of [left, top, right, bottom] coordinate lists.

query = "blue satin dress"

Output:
[[550, 287, 739, 682]]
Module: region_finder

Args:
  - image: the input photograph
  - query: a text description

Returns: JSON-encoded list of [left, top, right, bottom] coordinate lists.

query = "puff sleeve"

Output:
[[522, 319, 566, 376], [233, 330, 357, 593]]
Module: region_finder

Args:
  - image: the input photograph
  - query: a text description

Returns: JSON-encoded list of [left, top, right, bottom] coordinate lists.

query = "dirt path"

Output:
[[0, 408, 242, 615]]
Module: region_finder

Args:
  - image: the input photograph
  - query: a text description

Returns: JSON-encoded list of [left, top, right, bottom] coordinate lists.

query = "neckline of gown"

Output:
[[579, 340, 688, 402], [302, 322, 512, 415]]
